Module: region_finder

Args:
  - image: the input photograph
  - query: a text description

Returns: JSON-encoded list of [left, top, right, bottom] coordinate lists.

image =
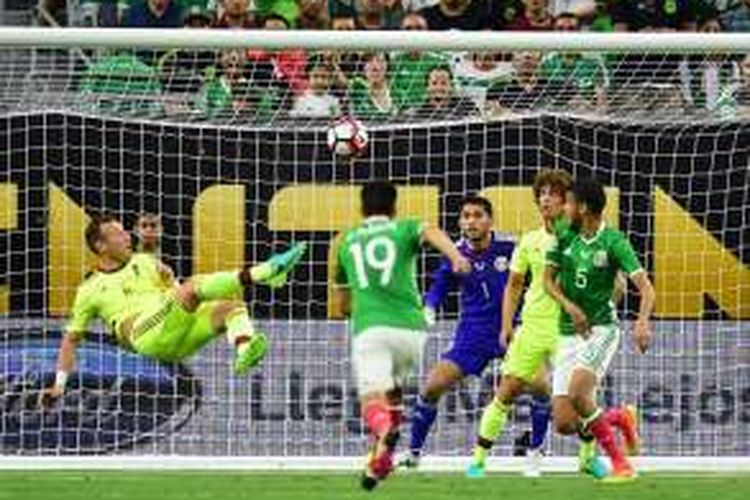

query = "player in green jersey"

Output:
[[332, 181, 470, 491], [41, 214, 306, 405], [544, 178, 655, 482], [467, 170, 621, 479]]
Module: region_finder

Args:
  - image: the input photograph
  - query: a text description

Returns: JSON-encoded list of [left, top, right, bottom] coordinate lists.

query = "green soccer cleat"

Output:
[[252, 242, 308, 288], [578, 439, 609, 479], [465, 462, 486, 479], [582, 456, 609, 479], [233, 333, 269, 375]]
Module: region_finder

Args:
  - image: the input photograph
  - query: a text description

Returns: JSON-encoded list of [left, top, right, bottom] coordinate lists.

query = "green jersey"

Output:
[[348, 77, 398, 121], [390, 52, 447, 111], [79, 53, 163, 116], [336, 216, 427, 335], [538, 52, 609, 100], [547, 222, 643, 335], [67, 253, 171, 344]]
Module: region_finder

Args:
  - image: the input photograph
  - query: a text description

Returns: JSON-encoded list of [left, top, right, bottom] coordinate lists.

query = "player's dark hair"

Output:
[[461, 195, 493, 218], [361, 181, 397, 217], [136, 212, 160, 224], [533, 168, 572, 201], [571, 177, 607, 215], [85, 213, 119, 254]]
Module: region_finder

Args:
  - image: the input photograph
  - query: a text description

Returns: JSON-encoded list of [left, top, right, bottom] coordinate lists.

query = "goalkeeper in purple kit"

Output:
[[402, 196, 552, 472]]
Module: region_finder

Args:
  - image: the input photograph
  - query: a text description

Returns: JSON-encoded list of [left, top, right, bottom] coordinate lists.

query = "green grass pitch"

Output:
[[2, 471, 749, 500]]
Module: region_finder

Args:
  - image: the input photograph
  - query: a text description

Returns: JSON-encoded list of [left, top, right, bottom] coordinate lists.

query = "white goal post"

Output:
[[0, 28, 748, 472]]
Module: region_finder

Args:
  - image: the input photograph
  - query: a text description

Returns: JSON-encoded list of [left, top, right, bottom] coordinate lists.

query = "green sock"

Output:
[[225, 306, 255, 347], [472, 399, 511, 465], [195, 271, 243, 301]]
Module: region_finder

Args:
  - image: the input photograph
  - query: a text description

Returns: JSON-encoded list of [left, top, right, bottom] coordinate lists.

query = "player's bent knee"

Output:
[[422, 383, 447, 403], [553, 417, 578, 435], [497, 376, 524, 404], [422, 362, 463, 402]]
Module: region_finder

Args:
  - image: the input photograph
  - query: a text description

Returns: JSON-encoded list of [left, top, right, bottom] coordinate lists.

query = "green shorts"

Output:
[[130, 296, 219, 363], [502, 321, 559, 383]]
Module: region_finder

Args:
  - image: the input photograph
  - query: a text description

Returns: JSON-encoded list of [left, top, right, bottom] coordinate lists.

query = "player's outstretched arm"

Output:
[[502, 271, 525, 345], [629, 271, 655, 353], [40, 332, 80, 406], [421, 224, 470, 274], [423, 257, 456, 325], [543, 265, 589, 335]]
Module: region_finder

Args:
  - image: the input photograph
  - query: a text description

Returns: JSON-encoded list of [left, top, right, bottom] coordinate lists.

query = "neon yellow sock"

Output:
[[195, 271, 243, 301], [225, 306, 255, 347], [472, 399, 511, 465], [578, 437, 596, 465]]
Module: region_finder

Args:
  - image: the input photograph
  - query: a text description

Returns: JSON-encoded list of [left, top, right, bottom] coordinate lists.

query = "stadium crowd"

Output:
[[40, 0, 750, 120]]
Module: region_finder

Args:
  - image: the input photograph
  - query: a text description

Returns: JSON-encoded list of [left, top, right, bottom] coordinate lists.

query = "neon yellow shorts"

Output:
[[502, 321, 559, 383], [130, 296, 219, 363]]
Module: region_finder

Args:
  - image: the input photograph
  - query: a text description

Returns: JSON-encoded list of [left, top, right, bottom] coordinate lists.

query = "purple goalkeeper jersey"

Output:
[[424, 233, 515, 357]]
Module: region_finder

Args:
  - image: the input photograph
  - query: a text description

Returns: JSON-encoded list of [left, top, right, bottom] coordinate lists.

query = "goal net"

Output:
[[0, 29, 748, 468]]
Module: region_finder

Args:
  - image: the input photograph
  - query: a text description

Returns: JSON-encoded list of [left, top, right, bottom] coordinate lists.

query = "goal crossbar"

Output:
[[2, 27, 750, 52]]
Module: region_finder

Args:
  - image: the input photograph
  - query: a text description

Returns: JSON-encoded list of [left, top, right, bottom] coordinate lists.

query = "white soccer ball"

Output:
[[326, 117, 369, 157]]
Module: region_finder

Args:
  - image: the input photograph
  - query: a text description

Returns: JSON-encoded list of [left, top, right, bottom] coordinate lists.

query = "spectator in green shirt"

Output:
[[390, 12, 448, 112], [717, 53, 750, 119], [680, 7, 736, 112], [79, 52, 164, 117], [197, 48, 279, 121], [348, 52, 397, 121], [538, 13, 609, 111]]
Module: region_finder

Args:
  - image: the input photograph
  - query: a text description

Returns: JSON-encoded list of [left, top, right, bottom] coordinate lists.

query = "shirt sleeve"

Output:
[[509, 235, 529, 275], [423, 256, 455, 310], [611, 231, 643, 276], [65, 284, 96, 340]]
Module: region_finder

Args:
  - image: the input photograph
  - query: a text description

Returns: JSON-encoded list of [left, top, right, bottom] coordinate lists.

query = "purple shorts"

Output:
[[441, 341, 505, 377]]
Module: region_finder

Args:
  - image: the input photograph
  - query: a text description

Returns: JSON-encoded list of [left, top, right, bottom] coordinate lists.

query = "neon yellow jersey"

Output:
[[510, 226, 561, 330], [66, 252, 171, 344]]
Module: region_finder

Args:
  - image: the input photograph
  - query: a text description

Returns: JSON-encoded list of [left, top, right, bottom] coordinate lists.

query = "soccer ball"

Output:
[[326, 117, 368, 157]]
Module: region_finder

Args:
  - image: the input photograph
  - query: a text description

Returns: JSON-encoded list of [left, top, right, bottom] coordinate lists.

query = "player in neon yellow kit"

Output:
[[544, 177, 654, 482], [333, 181, 470, 491], [42, 214, 306, 404]]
